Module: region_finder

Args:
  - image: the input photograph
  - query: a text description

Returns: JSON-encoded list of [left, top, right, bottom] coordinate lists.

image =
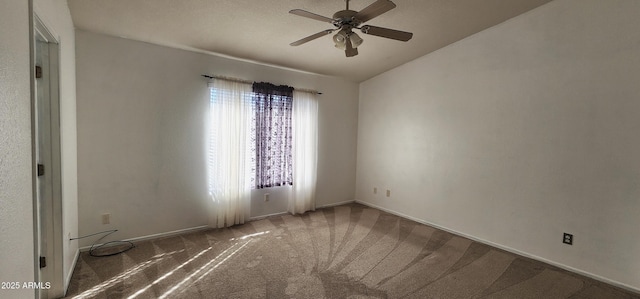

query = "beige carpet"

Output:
[[65, 203, 639, 298]]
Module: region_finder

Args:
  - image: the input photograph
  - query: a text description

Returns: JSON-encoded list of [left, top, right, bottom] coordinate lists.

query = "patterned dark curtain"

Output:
[[251, 82, 294, 189]]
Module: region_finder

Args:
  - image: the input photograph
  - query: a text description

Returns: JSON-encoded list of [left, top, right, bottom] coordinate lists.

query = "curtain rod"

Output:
[[202, 74, 322, 95]]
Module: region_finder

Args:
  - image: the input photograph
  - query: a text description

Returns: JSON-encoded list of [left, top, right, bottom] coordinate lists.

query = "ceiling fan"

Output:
[[289, 0, 413, 57]]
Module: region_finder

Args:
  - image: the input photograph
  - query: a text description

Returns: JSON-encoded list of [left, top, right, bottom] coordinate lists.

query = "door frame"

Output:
[[31, 11, 64, 299]]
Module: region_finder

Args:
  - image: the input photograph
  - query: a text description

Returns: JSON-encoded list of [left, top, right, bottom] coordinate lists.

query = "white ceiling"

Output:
[[67, 0, 553, 82]]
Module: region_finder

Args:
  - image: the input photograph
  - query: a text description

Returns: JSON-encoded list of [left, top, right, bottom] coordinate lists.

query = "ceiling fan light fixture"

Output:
[[349, 32, 363, 48], [333, 30, 348, 50]]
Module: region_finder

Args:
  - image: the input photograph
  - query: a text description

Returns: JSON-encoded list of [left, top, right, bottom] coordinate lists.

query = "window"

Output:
[[207, 81, 296, 191], [251, 82, 294, 189], [207, 78, 318, 227]]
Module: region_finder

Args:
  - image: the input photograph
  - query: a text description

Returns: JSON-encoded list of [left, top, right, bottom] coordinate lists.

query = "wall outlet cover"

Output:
[[102, 213, 110, 225], [563, 233, 573, 245]]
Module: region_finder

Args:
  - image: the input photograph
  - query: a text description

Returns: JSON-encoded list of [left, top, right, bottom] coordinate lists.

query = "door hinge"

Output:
[[37, 164, 45, 176], [35, 65, 42, 79], [39, 256, 46, 268]]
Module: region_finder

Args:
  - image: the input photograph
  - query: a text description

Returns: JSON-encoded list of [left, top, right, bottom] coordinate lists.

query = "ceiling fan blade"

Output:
[[289, 9, 334, 23], [345, 37, 358, 57], [290, 29, 335, 46], [353, 0, 396, 23], [360, 25, 413, 41]]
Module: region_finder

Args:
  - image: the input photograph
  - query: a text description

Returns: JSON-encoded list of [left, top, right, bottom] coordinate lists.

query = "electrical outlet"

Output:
[[264, 193, 270, 202], [563, 233, 573, 245], [386, 190, 391, 197], [102, 213, 110, 225], [373, 187, 377, 194]]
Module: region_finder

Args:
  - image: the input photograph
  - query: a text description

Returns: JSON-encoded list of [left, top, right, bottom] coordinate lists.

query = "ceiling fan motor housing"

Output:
[[332, 10, 361, 29]]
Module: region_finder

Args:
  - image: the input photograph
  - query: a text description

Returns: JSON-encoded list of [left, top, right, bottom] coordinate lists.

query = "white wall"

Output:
[[0, 1, 36, 298], [357, 0, 640, 292], [75, 30, 358, 246], [33, 0, 79, 292]]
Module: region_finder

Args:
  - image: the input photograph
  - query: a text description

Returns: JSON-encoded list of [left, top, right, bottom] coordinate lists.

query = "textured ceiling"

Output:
[[68, 0, 553, 82]]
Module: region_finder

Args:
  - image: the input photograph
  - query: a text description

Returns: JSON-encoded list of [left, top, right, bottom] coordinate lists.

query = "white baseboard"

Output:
[[249, 211, 290, 221], [317, 199, 355, 209], [79, 200, 357, 251], [354, 199, 640, 295], [249, 199, 356, 221], [79, 225, 211, 252], [64, 248, 80, 297]]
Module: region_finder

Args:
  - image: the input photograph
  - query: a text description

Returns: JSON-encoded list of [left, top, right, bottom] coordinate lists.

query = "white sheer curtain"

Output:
[[207, 80, 253, 228], [289, 90, 318, 214]]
